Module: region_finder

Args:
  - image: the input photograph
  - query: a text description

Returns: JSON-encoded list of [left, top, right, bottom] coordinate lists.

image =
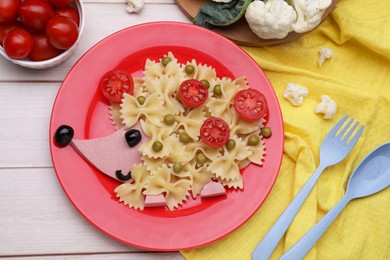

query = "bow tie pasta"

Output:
[[109, 52, 269, 211]]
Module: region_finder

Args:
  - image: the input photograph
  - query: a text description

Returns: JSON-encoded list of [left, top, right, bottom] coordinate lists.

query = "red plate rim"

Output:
[[49, 21, 284, 251]]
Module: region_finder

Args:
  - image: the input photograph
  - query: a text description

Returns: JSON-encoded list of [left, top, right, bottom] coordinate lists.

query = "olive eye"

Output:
[[125, 129, 142, 147], [54, 125, 74, 146], [115, 170, 132, 181]]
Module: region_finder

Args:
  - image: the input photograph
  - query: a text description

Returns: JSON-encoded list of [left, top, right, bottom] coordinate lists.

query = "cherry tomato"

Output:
[[19, 0, 54, 31], [0, 22, 22, 45], [178, 79, 209, 108], [234, 89, 268, 121], [48, 0, 74, 8], [0, 0, 20, 24], [28, 33, 63, 61], [3, 28, 33, 59], [54, 6, 79, 26], [200, 117, 230, 148], [45, 16, 78, 50], [99, 70, 134, 103]]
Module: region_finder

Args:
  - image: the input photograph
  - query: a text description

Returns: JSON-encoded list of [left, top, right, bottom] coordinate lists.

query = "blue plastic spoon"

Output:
[[280, 142, 390, 260]]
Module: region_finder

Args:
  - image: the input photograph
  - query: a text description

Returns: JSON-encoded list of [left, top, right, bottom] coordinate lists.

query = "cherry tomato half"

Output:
[[45, 16, 78, 50], [0, 0, 20, 24], [234, 89, 268, 122], [28, 33, 63, 61], [54, 6, 79, 26], [99, 70, 134, 103], [200, 117, 230, 148], [19, 0, 54, 31], [3, 28, 33, 59], [48, 0, 74, 8], [178, 79, 208, 108]]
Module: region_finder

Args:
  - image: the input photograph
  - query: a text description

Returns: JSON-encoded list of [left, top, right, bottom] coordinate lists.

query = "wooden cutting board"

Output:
[[175, 0, 340, 46]]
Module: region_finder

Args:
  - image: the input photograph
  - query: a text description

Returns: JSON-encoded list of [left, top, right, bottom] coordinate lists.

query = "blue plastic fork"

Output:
[[252, 114, 365, 260], [280, 142, 390, 260]]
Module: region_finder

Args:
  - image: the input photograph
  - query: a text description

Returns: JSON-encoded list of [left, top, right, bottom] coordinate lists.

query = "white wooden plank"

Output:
[[0, 83, 58, 168], [0, 2, 190, 258], [0, 168, 184, 257], [1, 252, 184, 260], [0, 2, 190, 82]]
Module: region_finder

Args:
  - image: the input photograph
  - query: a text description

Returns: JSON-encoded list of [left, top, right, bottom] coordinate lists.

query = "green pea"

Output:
[[226, 139, 236, 150], [185, 64, 195, 74], [196, 152, 207, 164], [164, 114, 175, 125], [152, 141, 163, 152], [172, 162, 183, 173], [247, 135, 260, 146], [200, 79, 210, 89], [179, 132, 191, 143], [162, 56, 171, 66], [137, 96, 146, 105], [261, 127, 272, 138], [213, 84, 222, 95]]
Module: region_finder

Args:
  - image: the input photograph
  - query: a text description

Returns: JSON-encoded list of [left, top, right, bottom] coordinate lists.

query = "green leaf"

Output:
[[194, 0, 253, 28]]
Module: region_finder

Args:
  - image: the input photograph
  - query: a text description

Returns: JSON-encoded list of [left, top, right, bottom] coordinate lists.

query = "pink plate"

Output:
[[49, 22, 284, 251]]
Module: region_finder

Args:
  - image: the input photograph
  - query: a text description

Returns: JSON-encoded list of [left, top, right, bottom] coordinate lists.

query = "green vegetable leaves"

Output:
[[194, 0, 253, 29]]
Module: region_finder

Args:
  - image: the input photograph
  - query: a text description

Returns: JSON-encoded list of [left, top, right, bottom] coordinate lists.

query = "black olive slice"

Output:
[[125, 129, 142, 147], [54, 125, 74, 146], [115, 170, 132, 181]]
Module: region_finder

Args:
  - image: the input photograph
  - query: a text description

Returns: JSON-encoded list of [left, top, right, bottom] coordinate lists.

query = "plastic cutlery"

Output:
[[252, 114, 364, 260], [280, 142, 390, 260]]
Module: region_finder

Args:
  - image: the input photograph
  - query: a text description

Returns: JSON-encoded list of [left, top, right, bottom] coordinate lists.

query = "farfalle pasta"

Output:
[[184, 161, 214, 198], [110, 52, 269, 211], [175, 107, 207, 140], [120, 92, 164, 127], [207, 77, 248, 118], [143, 52, 185, 86], [184, 59, 217, 82], [139, 119, 176, 158], [209, 136, 252, 182], [144, 164, 192, 210], [115, 164, 150, 210], [109, 102, 124, 129]]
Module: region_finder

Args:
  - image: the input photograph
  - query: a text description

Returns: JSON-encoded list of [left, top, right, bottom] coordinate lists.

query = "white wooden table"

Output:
[[0, 1, 188, 259]]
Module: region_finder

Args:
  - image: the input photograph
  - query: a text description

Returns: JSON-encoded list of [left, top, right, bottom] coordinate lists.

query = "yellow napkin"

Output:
[[181, 0, 390, 259]]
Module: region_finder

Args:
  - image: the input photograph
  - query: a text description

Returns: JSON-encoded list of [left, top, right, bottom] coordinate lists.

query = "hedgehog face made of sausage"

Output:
[[54, 122, 148, 182]]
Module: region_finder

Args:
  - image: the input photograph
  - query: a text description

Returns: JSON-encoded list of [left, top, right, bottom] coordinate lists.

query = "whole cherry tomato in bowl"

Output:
[[19, 0, 55, 32], [54, 6, 79, 26], [0, 0, 85, 69], [0, 0, 20, 24], [28, 33, 63, 61], [49, 0, 74, 8], [46, 16, 78, 50], [3, 28, 33, 59]]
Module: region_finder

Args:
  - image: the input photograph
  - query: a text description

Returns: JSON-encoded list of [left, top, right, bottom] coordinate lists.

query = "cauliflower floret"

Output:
[[288, 0, 332, 33], [284, 83, 309, 106], [317, 0, 332, 10], [318, 47, 332, 67], [315, 95, 337, 119], [126, 0, 144, 13], [245, 0, 297, 40]]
